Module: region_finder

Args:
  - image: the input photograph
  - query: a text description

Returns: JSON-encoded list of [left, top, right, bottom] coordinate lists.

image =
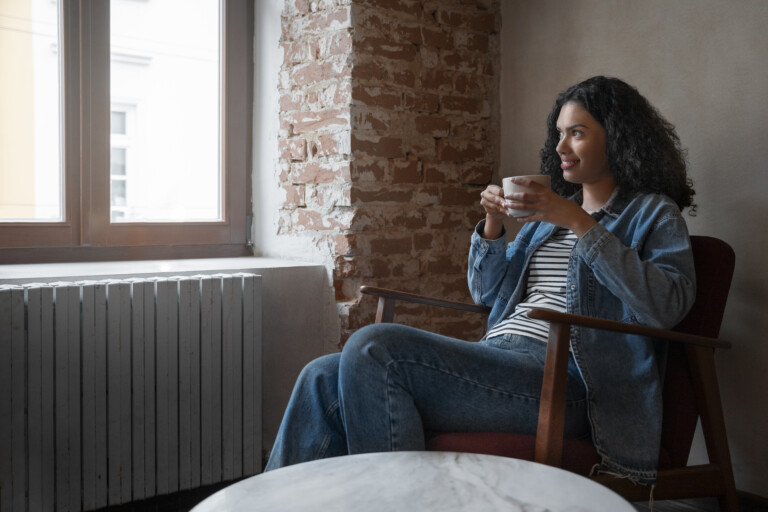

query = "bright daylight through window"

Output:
[[0, 0, 250, 261], [0, 0, 221, 223], [0, 0, 62, 221], [110, 0, 221, 222]]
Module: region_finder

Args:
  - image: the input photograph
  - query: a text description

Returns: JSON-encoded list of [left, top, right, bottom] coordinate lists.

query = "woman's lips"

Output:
[[560, 159, 578, 170]]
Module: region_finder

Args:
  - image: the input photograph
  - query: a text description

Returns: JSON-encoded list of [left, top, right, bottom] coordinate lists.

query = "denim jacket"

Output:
[[467, 190, 696, 483]]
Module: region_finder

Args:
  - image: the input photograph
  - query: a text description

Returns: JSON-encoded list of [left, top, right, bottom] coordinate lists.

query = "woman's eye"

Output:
[[572, 130, 582, 137]]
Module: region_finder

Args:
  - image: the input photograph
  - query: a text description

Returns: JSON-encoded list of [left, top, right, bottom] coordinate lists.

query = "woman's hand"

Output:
[[479, 184, 508, 239], [505, 177, 597, 237]]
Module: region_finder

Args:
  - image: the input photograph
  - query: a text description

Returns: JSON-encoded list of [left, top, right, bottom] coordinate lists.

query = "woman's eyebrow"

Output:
[[557, 123, 588, 132]]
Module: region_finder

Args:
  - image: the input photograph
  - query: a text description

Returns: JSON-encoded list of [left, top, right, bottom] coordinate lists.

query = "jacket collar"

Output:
[[572, 187, 628, 219]]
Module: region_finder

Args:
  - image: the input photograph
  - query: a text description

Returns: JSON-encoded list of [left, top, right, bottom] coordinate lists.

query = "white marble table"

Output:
[[191, 451, 635, 512]]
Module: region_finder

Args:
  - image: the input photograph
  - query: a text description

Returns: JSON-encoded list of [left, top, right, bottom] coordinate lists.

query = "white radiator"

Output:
[[0, 273, 262, 512]]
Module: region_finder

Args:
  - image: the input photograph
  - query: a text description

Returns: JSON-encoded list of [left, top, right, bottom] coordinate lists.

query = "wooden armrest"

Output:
[[530, 307, 731, 469], [360, 286, 491, 323], [526, 309, 731, 350]]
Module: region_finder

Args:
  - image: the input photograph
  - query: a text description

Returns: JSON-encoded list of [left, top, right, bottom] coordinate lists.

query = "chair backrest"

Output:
[[660, 235, 735, 468]]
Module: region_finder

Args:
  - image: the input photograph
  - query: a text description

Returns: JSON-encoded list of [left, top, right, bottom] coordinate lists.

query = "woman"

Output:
[[265, 76, 696, 485]]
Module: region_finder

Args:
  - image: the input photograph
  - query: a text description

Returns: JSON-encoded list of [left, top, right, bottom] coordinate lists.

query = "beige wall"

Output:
[[500, 0, 768, 496]]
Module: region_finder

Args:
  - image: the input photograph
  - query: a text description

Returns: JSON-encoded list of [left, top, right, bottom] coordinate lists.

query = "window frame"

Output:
[[0, 0, 253, 264]]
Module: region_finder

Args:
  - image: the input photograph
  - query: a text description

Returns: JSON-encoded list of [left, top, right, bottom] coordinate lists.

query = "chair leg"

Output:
[[686, 346, 738, 512], [534, 320, 571, 467]]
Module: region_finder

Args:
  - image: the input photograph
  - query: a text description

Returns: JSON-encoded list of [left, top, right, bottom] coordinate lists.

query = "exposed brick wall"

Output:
[[279, 0, 500, 350]]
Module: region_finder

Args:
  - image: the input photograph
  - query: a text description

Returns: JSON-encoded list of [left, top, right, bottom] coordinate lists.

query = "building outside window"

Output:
[[0, 0, 252, 262]]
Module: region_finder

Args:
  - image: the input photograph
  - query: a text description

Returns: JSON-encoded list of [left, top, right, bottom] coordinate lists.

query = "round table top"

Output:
[[191, 451, 636, 512]]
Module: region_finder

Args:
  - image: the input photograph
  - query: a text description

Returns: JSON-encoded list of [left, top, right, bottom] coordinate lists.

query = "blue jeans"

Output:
[[264, 323, 589, 471]]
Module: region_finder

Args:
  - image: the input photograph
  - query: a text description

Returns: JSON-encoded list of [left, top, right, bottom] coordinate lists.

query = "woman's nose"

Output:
[[556, 136, 568, 154]]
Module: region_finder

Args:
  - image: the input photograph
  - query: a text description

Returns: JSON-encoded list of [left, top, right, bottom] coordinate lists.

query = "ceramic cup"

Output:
[[501, 174, 551, 217]]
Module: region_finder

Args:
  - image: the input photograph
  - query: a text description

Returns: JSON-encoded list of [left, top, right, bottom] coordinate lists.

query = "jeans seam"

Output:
[[386, 358, 540, 403], [315, 400, 340, 459]]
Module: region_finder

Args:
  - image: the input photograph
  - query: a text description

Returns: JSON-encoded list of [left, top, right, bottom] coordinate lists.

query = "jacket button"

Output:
[[570, 284, 576, 291]]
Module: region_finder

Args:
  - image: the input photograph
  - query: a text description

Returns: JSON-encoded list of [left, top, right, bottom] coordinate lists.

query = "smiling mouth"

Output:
[[560, 160, 578, 170]]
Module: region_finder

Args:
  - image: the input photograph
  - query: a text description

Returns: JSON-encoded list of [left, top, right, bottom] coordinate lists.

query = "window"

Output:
[[0, 0, 253, 263]]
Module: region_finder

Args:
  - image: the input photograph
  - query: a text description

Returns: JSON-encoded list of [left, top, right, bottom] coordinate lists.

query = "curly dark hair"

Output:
[[539, 76, 695, 210]]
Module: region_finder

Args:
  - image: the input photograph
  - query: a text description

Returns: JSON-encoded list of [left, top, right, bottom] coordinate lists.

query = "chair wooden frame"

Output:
[[359, 237, 738, 510]]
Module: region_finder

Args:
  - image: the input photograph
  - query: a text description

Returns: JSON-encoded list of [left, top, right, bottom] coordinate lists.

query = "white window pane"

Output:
[[110, 0, 221, 223], [0, 0, 63, 221], [111, 147, 126, 177], [111, 110, 126, 135]]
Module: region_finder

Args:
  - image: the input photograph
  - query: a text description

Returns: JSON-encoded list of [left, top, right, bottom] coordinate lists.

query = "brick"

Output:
[[351, 60, 389, 82], [352, 85, 402, 110], [282, 138, 307, 161], [413, 185, 440, 206], [370, 235, 412, 255], [281, 183, 306, 208], [333, 233, 358, 255], [414, 232, 434, 250], [391, 22, 423, 45], [424, 162, 457, 183], [415, 116, 450, 137], [425, 254, 462, 274], [351, 133, 402, 158], [280, 90, 303, 112], [436, 8, 496, 33], [292, 162, 337, 184], [316, 181, 352, 207], [421, 26, 451, 48], [290, 109, 349, 134], [358, 0, 423, 17], [437, 139, 485, 161], [334, 278, 361, 302], [392, 159, 421, 184], [392, 70, 416, 88], [460, 163, 493, 185], [357, 35, 418, 60], [453, 30, 489, 53], [419, 46, 440, 68], [351, 187, 412, 204], [352, 109, 390, 131], [441, 95, 484, 116], [391, 258, 421, 279], [351, 159, 388, 182], [282, 40, 311, 65], [316, 30, 353, 59], [334, 81, 352, 106], [420, 69, 453, 91], [441, 50, 483, 74], [290, 60, 350, 86], [441, 185, 482, 207], [302, 8, 351, 34], [403, 136, 438, 160], [315, 131, 350, 157], [333, 255, 358, 278], [296, 208, 353, 231], [403, 91, 439, 113], [453, 73, 486, 95], [391, 210, 425, 229]]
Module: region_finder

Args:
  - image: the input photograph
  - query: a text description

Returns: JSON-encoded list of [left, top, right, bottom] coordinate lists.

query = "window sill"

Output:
[[0, 256, 324, 285]]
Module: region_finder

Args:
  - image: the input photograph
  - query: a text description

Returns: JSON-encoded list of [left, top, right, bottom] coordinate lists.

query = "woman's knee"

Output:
[[295, 353, 341, 392], [342, 323, 414, 364]]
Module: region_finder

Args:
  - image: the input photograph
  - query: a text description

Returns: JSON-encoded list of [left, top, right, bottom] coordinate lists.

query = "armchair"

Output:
[[360, 235, 737, 511]]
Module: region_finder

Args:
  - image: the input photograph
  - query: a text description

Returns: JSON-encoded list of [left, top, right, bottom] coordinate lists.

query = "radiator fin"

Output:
[[0, 273, 262, 512]]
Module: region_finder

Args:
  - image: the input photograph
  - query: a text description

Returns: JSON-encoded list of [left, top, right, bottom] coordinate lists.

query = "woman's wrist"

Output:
[[571, 214, 598, 238], [483, 214, 505, 240]]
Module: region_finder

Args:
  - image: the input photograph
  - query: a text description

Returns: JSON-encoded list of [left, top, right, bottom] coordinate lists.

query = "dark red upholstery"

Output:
[[426, 236, 735, 477]]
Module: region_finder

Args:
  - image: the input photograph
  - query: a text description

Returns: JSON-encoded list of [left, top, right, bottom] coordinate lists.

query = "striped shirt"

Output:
[[485, 228, 578, 343]]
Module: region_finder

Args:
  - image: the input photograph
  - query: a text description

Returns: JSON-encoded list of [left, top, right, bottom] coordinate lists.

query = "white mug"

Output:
[[502, 175, 551, 217]]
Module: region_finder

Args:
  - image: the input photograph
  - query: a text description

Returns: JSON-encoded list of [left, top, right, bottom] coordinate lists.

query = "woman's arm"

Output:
[[575, 207, 696, 328]]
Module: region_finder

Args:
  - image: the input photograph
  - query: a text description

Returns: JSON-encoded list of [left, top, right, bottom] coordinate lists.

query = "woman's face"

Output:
[[555, 102, 612, 188]]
